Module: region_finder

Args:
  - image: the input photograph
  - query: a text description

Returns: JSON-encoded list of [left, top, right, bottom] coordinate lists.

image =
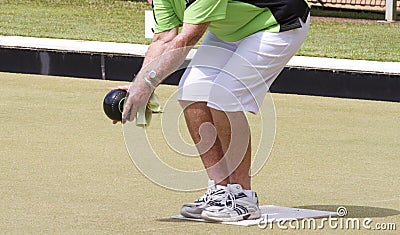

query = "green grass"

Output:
[[0, 0, 153, 44], [311, 7, 392, 20], [298, 20, 400, 61], [1, 72, 399, 233], [0, 0, 399, 61]]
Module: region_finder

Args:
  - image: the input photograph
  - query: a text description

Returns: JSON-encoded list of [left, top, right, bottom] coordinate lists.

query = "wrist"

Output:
[[142, 70, 159, 90], [143, 76, 156, 90]]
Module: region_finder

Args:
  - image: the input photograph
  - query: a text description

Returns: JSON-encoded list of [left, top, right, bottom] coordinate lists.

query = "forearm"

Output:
[[135, 22, 210, 89], [141, 28, 178, 68]]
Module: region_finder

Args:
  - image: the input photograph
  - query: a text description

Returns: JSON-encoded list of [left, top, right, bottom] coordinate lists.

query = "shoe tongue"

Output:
[[228, 184, 243, 194]]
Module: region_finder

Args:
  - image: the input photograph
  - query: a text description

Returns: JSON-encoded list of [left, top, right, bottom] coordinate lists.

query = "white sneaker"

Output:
[[180, 179, 227, 219], [201, 184, 261, 222]]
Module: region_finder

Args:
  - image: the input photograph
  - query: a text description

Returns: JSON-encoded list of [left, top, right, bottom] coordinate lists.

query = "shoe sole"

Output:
[[180, 209, 203, 219], [201, 211, 261, 222]]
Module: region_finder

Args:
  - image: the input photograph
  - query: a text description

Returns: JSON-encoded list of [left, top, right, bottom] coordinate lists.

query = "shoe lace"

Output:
[[199, 187, 227, 204], [222, 192, 236, 209], [196, 187, 214, 203], [203, 188, 213, 203], [212, 191, 236, 209]]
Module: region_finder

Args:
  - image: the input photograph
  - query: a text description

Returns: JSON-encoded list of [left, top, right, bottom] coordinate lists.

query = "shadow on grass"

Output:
[[295, 205, 400, 218]]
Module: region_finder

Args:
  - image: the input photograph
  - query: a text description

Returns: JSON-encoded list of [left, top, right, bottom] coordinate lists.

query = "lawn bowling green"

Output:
[[1, 72, 399, 233]]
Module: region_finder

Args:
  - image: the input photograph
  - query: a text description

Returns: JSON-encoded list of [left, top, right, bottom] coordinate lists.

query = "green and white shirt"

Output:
[[152, 0, 310, 42]]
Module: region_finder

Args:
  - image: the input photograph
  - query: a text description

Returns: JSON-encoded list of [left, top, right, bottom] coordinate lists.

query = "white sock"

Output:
[[216, 184, 227, 190], [244, 190, 254, 198]]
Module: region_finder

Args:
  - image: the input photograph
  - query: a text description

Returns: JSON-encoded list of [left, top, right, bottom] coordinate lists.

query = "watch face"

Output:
[[149, 70, 157, 79]]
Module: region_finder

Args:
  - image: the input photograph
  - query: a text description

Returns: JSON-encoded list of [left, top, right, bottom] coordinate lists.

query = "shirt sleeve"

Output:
[[153, 0, 182, 34], [184, 0, 228, 24]]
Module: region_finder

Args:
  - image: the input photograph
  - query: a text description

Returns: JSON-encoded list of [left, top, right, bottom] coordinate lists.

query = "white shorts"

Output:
[[177, 16, 310, 114]]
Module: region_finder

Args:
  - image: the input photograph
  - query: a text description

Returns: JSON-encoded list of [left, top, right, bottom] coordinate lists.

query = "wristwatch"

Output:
[[143, 70, 157, 90], [149, 70, 157, 80]]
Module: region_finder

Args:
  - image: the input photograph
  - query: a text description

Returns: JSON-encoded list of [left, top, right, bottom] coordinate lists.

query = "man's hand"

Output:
[[118, 22, 209, 125], [121, 77, 153, 124]]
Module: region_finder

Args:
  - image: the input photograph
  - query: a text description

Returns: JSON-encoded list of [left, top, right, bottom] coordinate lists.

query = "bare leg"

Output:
[[181, 101, 229, 186], [210, 108, 251, 190]]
